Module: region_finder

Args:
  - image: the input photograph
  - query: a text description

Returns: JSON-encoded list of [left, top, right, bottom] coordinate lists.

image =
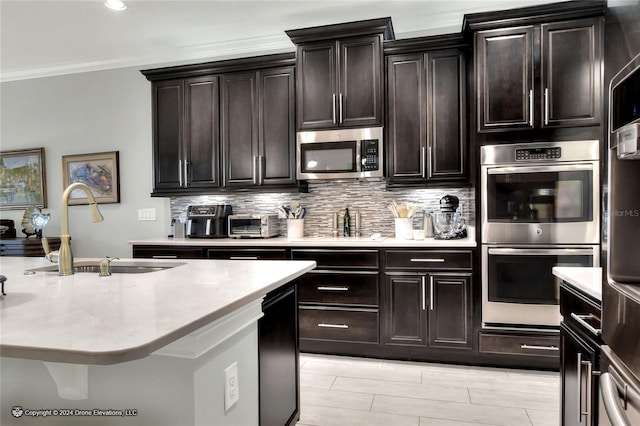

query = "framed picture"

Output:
[[0, 147, 47, 210], [62, 151, 120, 205]]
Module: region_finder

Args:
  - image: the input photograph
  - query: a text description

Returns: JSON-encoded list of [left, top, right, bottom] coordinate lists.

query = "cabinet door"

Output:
[[541, 18, 602, 128], [338, 35, 383, 127], [152, 79, 183, 191], [259, 67, 296, 186], [476, 26, 534, 132], [184, 76, 220, 189], [221, 71, 259, 187], [386, 54, 426, 181], [428, 274, 472, 349], [385, 273, 427, 346], [427, 50, 467, 181], [296, 41, 337, 129], [560, 324, 599, 426]]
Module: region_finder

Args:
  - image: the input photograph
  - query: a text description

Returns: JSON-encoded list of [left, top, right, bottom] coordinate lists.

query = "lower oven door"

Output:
[[482, 245, 599, 328]]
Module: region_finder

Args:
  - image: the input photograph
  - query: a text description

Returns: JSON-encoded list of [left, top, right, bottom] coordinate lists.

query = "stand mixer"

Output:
[[431, 195, 467, 240]]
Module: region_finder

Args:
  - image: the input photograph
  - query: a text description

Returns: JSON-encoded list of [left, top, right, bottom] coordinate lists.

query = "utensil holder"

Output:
[[394, 218, 413, 240], [287, 219, 304, 239]]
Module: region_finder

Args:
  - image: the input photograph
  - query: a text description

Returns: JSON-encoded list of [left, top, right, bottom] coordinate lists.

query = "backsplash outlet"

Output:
[[170, 181, 474, 238]]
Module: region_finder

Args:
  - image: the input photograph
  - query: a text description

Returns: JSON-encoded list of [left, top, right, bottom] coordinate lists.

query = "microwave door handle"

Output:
[[487, 164, 594, 174], [487, 248, 596, 256]]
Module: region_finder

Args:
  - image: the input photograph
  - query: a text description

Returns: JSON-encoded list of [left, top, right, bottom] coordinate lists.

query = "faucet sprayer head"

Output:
[[89, 202, 104, 223]]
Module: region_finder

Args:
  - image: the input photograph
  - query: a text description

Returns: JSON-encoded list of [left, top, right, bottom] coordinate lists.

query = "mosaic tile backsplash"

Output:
[[171, 181, 475, 238]]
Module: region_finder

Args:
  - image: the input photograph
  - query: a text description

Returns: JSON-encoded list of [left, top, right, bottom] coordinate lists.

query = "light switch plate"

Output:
[[137, 208, 156, 221]]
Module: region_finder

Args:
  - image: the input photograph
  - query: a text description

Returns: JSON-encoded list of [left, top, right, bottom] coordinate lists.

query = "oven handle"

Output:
[[487, 247, 596, 256], [487, 164, 594, 174]]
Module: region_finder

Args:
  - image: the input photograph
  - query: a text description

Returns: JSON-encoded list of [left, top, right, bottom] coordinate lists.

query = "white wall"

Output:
[[0, 67, 169, 258]]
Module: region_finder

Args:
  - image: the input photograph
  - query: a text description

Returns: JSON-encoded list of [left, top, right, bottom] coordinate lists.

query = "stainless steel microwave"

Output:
[[296, 127, 384, 180], [609, 52, 640, 159]]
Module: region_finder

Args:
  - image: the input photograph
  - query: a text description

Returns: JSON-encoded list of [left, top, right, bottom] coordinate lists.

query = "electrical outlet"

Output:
[[224, 362, 239, 411]]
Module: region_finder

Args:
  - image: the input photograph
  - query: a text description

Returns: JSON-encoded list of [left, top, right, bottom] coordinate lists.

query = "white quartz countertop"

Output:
[[129, 227, 477, 248], [552, 266, 602, 302], [0, 257, 316, 365]]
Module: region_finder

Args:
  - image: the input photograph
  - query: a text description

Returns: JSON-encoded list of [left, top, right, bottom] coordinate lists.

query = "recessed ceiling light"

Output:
[[104, 0, 127, 11]]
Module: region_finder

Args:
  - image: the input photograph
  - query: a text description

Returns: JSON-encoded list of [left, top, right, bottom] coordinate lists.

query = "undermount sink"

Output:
[[27, 260, 186, 274]]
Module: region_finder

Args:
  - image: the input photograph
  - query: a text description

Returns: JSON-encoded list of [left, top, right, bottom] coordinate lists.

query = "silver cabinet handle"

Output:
[[571, 313, 602, 336], [421, 276, 426, 311], [411, 258, 445, 263], [429, 275, 434, 311], [318, 323, 348, 329], [259, 155, 265, 185], [332, 94, 337, 124], [152, 255, 178, 259], [528, 89, 534, 127], [520, 344, 559, 351], [427, 146, 433, 179], [252, 155, 258, 185], [183, 160, 189, 187], [577, 353, 583, 423], [317, 286, 349, 291], [178, 160, 183, 187], [230, 256, 258, 260], [421, 146, 426, 178], [339, 93, 343, 124], [544, 87, 549, 125], [600, 372, 632, 426], [581, 358, 593, 422]]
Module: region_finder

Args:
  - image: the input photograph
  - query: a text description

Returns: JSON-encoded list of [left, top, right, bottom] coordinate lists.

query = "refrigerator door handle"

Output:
[[600, 372, 632, 426]]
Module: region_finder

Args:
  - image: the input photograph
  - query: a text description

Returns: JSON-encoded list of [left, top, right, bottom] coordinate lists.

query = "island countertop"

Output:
[[552, 266, 602, 302], [0, 257, 316, 365]]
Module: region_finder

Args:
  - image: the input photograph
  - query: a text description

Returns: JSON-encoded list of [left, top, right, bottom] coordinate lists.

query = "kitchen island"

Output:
[[0, 256, 315, 425]]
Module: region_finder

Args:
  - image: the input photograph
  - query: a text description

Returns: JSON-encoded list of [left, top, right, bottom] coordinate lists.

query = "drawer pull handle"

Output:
[[520, 344, 559, 351], [571, 313, 602, 336], [410, 258, 445, 263], [230, 256, 259, 260], [317, 286, 349, 292], [318, 323, 349, 329], [152, 255, 178, 259]]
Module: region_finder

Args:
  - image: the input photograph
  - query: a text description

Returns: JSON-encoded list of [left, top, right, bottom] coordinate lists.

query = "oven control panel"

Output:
[[515, 147, 562, 161]]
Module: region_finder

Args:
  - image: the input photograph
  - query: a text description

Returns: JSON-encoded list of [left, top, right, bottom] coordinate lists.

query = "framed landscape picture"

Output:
[[62, 151, 120, 205], [0, 147, 47, 210]]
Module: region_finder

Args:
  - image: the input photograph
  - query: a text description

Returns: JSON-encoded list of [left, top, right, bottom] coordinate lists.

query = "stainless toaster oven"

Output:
[[228, 214, 279, 238]]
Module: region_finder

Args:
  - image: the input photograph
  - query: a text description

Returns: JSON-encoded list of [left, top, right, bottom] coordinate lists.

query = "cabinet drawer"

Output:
[[559, 283, 601, 338], [299, 307, 379, 343], [206, 248, 287, 260], [132, 246, 204, 259], [385, 250, 472, 270], [292, 249, 379, 269], [479, 333, 560, 358], [298, 271, 378, 306]]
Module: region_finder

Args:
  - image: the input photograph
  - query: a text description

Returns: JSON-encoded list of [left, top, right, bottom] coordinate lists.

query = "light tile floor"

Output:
[[297, 353, 559, 426]]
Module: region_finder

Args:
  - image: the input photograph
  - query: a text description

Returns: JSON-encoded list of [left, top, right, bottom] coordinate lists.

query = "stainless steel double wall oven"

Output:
[[481, 140, 600, 329]]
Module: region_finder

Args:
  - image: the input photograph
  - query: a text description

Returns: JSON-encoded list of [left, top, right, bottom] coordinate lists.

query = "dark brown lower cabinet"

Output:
[[259, 283, 299, 426], [385, 272, 472, 350]]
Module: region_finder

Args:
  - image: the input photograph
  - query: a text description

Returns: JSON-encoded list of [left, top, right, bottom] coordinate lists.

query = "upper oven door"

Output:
[[482, 162, 600, 244]]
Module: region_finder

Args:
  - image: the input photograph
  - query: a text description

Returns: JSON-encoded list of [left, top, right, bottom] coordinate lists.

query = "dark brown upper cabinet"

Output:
[[385, 35, 468, 186], [151, 76, 220, 195], [142, 53, 299, 196], [464, 1, 605, 133], [221, 67, 296, 188], [286, 18, 394, 130]]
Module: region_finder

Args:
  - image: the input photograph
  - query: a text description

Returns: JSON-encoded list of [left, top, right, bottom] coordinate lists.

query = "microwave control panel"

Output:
[[361, 139, 380, 171], [515, 147, 561, 161]]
